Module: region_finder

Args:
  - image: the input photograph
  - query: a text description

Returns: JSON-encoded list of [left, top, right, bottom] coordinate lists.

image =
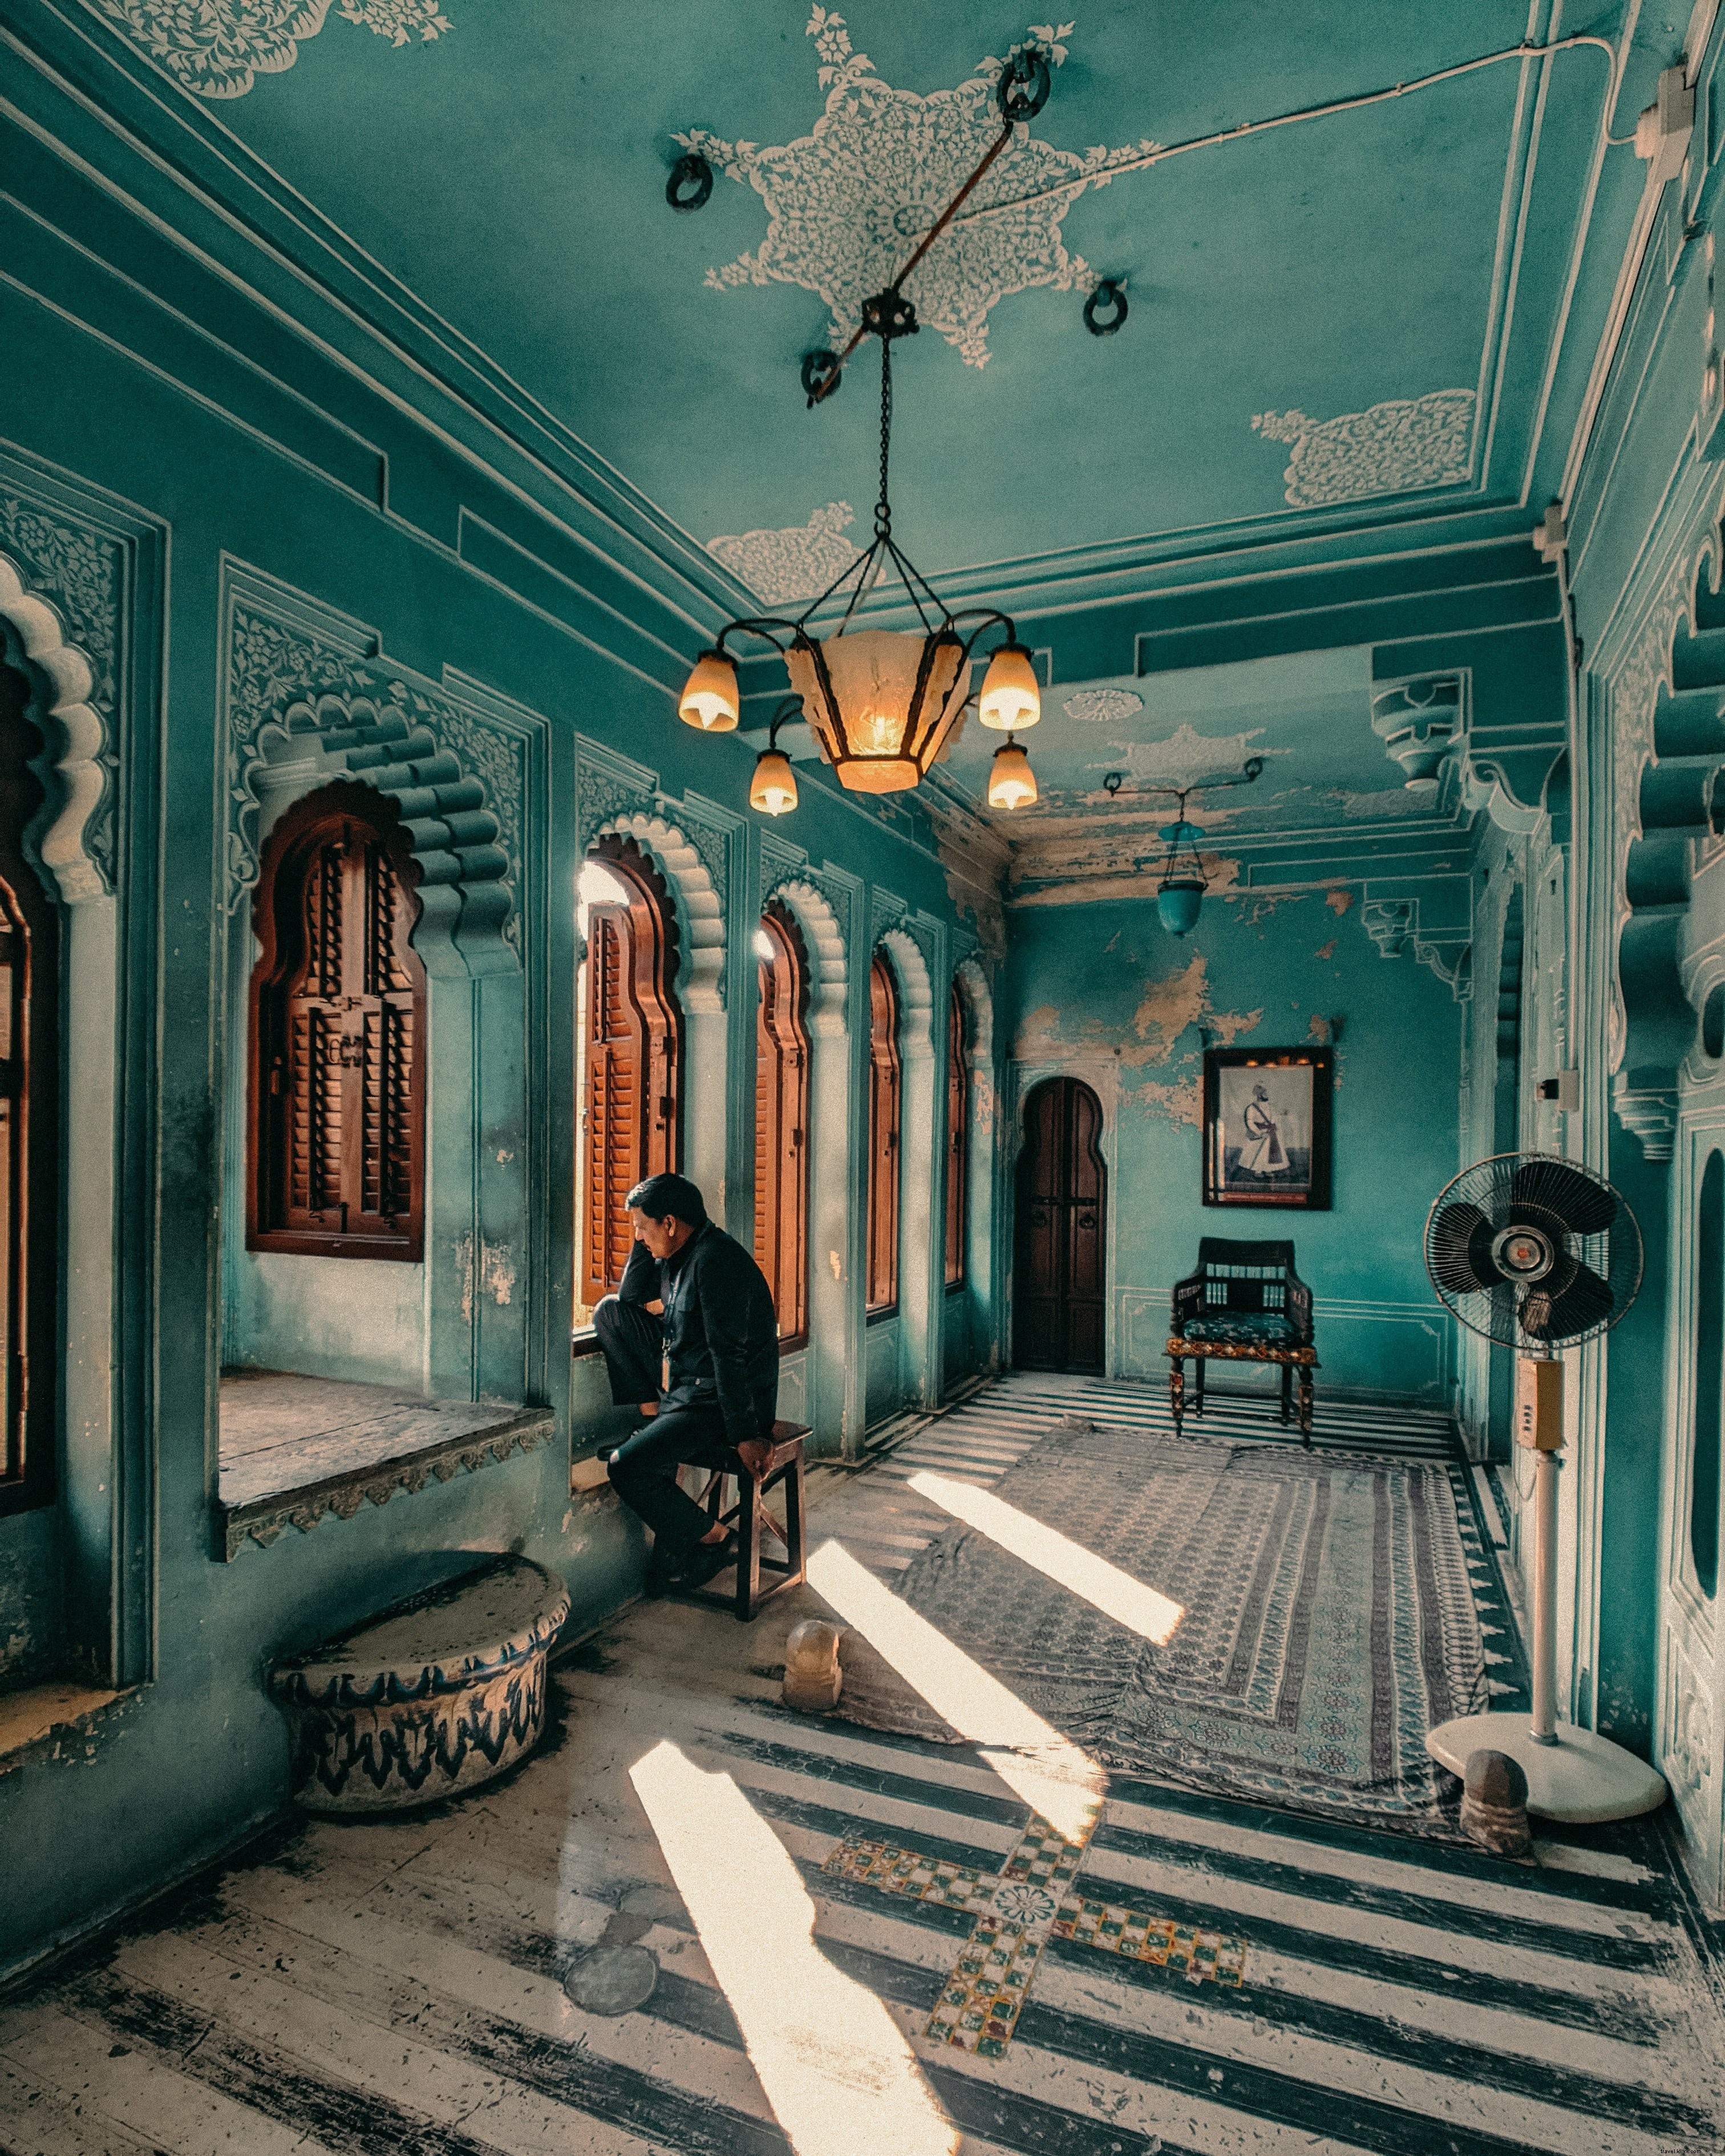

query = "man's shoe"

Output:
[[677, 1534, 737, 1591], [643, 1546, 681, 1599]]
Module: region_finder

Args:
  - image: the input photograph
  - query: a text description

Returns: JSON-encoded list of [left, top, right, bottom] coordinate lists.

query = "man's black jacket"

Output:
[[618, 1221, 779, 1448]]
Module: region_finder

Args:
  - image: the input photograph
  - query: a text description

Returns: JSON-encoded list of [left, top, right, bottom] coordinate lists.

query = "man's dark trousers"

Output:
[[594, 1294, 776, 1554]]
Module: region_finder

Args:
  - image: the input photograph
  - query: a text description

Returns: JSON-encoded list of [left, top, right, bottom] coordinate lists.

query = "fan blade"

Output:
[[1521, 1261, 1614, 1343], [1509, 1158, 1616, 1237], [1430, 1202, 1500, 1295]]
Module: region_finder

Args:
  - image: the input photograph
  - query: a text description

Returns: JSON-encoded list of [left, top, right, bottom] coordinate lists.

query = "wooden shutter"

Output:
[[249, 784, 426, 1261], [755, 902, 810, 1346], [945, 980, 968, 1289], [578, 837, 682, 1309], [866, 953, 901, 1315], [0, 661, 58, 1513]]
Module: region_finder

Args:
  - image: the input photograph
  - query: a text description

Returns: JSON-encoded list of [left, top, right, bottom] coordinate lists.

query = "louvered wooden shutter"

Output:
[[945, 981, 968, 1289], [866, 954, 901, 1315], [578, 838, 683, 1310], [755, 905, 810, 1346], [250, 788, 426, 1261]]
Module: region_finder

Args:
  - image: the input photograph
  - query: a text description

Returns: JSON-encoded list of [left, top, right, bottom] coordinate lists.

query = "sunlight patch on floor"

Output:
[[807, 1539, 1104, 1841], [628, 1739, 958, 2156], [907, 1469, 1184, 1644]]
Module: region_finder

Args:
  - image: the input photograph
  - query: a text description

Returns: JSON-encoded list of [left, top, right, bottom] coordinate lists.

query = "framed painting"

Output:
[[1202, 1048, 1333, 1210]]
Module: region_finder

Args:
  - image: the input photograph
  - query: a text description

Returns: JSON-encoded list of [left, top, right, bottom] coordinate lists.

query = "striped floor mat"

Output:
[[10, 1651, 1717, 2156]]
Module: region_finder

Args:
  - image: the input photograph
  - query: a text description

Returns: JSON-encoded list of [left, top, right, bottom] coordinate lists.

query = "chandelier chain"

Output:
[[876, 339, 893, 542]]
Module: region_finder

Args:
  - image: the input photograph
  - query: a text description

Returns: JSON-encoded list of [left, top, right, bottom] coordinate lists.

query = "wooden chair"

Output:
[[691, 1420, 809, 1622], [1167, 1238, 1319, 1447]]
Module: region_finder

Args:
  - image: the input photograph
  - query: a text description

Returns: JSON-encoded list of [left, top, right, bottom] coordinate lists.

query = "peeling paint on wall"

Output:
[[456, 1234, 517, 1324], [1315, 939, 1337, 959], [1325, 888, 1356, 916]]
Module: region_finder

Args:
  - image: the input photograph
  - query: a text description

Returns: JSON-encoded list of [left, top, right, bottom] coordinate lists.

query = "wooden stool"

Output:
[[692, 1420, 809, 1622]]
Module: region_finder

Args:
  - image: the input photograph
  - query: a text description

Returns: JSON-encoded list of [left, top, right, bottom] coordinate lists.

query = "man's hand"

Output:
[[735, 1437, 772, 1480]]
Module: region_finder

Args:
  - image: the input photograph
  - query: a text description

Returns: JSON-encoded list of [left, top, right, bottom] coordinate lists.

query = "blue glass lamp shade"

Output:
[[1157, 881, 1204, 935]]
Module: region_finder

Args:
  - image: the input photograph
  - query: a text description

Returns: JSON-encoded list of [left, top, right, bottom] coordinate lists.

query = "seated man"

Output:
[[595, 1171, 779, 1592]]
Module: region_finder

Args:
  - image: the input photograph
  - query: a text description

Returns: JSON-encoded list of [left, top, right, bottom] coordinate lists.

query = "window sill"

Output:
[[0, 1681, 128, 1771], [218, 1371, 553, 1562], [865, 1306, 900, 1326]]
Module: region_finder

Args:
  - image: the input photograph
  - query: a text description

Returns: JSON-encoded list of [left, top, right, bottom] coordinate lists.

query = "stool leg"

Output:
[[1299, 1369, 1314, 1449], [784, 1458, 807, 1588], [737, 1468, 762, 1621], [1193, 1355, 1205, 1415], [1280, 1361, 1292, 1426], [1169, 1357, 1185, 1438]]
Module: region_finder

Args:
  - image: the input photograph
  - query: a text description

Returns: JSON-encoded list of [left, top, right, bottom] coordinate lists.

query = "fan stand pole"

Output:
[[1425, 1356, 1668, 1825]]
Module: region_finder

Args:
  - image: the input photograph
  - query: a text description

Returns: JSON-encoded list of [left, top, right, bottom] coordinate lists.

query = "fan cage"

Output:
[[1422, 1150, 1643, 1352]]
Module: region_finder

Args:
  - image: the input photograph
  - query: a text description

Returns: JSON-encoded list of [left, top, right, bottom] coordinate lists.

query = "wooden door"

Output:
[[1013, 1077, 1106, 1371]]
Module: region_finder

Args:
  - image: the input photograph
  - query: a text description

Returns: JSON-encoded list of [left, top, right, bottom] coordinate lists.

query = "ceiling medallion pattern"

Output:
[[92, 0, 450, 100], [677, 9, 1156, 367], [707, 501, 862, 607], [1252, 390, 1476, 509], [1061, 687, 1143, 725]]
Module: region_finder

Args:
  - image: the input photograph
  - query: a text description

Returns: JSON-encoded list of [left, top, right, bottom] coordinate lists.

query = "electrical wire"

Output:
[[946, 34, 1627, 230]]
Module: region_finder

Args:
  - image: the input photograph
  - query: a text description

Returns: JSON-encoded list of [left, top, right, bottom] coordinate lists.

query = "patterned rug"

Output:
[[840, 1416, 1493, 1838]]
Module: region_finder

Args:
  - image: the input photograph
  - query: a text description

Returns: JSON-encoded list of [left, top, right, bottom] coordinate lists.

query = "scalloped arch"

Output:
[[766, 877, 846, 1036], [596, 811, 724, 1015], [954, 954, 994, 1061], [877, 925, 934, 1060], [0, 552, 109, 905]]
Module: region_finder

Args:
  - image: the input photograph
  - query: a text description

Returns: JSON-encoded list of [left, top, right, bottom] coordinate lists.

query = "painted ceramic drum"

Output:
[[268, 1555, 570, 1814]]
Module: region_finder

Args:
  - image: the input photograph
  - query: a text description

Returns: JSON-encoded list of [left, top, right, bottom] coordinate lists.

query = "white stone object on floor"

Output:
[[1460, 1746, 1532, 1856], [268, 1554, 569, 1813], [1427, 1712, 1668, 1823], [783, 1618, 844, 1710]]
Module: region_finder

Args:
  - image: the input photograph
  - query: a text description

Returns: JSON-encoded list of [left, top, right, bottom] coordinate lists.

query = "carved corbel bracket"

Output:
[[1361, 880, 1473, 1000]]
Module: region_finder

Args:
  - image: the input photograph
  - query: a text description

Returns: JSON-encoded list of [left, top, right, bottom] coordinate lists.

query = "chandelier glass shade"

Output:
[[987, 737, 1038, 810], [749, 748, 799, 815], [977, 642, 1042, 731], [784, 627, 972, 793], [678, 650, 740, 731], [1153, 813, 1209, 937]]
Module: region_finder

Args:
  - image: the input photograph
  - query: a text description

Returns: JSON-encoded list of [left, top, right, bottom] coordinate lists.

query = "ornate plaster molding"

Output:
[[597, 810, 726, 1015], [707, 501, 861, 608], [0, 483, 127, 901], [1371, 674, 1465, 788], [92, 0, 452, 101], [877, 922, 934, 1060], [222, 579, 524, 974], [220, 1407, 553, 1561], [767, 875, 848, 1038], [1361, 885, 1472, 1001], [679, 10, 1156, 368], [1252, 391, 1476, 508]]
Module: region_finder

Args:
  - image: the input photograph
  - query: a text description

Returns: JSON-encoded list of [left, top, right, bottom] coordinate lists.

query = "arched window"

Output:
[[866, 952, 901, 1316], [248, 783, 426, 1261], [945, 980, 968, 1290], [755, 901, 810, 1347], [577, 836, 682, 1316], [0, 657, 56, 1513]]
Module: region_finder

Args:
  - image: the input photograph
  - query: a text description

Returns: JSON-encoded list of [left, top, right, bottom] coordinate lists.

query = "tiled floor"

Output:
[[4, 1373, 1722, 2155]]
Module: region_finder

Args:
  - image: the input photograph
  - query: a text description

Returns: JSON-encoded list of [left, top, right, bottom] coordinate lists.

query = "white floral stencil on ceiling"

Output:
[[91, 0, 450, 100], [678, 10, 1158, 367], [1337, 785, 1440, 819], [707, 501, 863, 607], [1062, 687, 1143, 724], [1088, 722, 1285, 788], [1252, 390, 1476, 509]]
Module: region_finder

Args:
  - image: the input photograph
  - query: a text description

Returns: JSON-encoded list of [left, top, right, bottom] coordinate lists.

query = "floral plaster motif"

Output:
[[91, 0, 450, 100], [1061, 687, 1143, 725], [1086, 722, 1279, 789], [679, 10, 1157, 367], [1252, 391, 1476, 509], [707, 501, 861, 607]]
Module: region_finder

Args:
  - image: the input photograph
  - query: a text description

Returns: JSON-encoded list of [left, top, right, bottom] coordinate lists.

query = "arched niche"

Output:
[[949, 955, 999, 1384], [767, 878, 847, 1036], [869, 927, 937, 1423]]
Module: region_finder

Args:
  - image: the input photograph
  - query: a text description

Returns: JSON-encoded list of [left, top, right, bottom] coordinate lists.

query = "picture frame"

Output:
[[1202, 1047, 1333, 1210]]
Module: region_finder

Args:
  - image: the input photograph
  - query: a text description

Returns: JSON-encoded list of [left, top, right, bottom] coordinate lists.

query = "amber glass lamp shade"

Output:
[[785, 629, 971, 793], [978, 641, 1042, 731], [750, 749, 799, 816], [987, 737, 1038, 810], [679, 649, 740, 732]]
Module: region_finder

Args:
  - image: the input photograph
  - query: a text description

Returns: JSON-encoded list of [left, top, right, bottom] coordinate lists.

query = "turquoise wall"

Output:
[[1004, 885, 1463, 1401]]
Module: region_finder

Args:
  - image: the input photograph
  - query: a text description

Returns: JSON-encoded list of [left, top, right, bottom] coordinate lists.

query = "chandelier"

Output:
[[678, 50, 1058, 810]]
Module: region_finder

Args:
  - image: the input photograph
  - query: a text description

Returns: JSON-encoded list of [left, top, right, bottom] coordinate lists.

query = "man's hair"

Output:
[[626, 1172, 707, 1226]]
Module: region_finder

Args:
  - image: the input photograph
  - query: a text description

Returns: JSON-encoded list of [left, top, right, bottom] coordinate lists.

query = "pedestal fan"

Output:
[[1422, 1152, 1666, 1822]]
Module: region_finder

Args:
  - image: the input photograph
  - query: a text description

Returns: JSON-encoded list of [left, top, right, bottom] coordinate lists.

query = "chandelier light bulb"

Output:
[[679, 649, 740, 732], [750, 748, 799, 816], [978, 642, 1042, 731], [987, 736, 1038, 811]]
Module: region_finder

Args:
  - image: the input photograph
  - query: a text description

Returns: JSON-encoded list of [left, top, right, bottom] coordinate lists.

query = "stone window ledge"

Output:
[[218, 1371, 554, 1562], [0, 1681, 129, 1771]]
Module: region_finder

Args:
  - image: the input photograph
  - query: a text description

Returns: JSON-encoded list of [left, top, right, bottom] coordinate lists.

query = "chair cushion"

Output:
[[1180, 1313, 1295, 1347]]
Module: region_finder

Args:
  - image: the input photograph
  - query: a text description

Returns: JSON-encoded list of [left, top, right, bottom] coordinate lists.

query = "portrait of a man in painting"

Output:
[[1203, 1048, 1333, 1209]]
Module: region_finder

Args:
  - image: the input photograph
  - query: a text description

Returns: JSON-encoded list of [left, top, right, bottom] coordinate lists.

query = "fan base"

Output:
[[1426, 1713, 1667, 1823]]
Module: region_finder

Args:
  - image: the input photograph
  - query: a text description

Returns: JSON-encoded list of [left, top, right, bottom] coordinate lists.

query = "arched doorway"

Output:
[[1014, 1076, 1106, 1371]]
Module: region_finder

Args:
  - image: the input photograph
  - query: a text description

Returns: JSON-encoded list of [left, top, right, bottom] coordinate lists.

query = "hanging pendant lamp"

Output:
[[1154, 796, 1209, 935], [748, 699, 801, 816]]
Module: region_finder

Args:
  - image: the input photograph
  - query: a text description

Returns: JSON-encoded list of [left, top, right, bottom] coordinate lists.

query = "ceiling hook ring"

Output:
[[999, 46, 1051, 121], [801, 350, 843, 407], [1083, 278, 1128, 336], [666, 151, 714, 212]]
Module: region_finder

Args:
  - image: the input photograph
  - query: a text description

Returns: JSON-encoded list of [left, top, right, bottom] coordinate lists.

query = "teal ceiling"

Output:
[[84, 0, 1646, 608]]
